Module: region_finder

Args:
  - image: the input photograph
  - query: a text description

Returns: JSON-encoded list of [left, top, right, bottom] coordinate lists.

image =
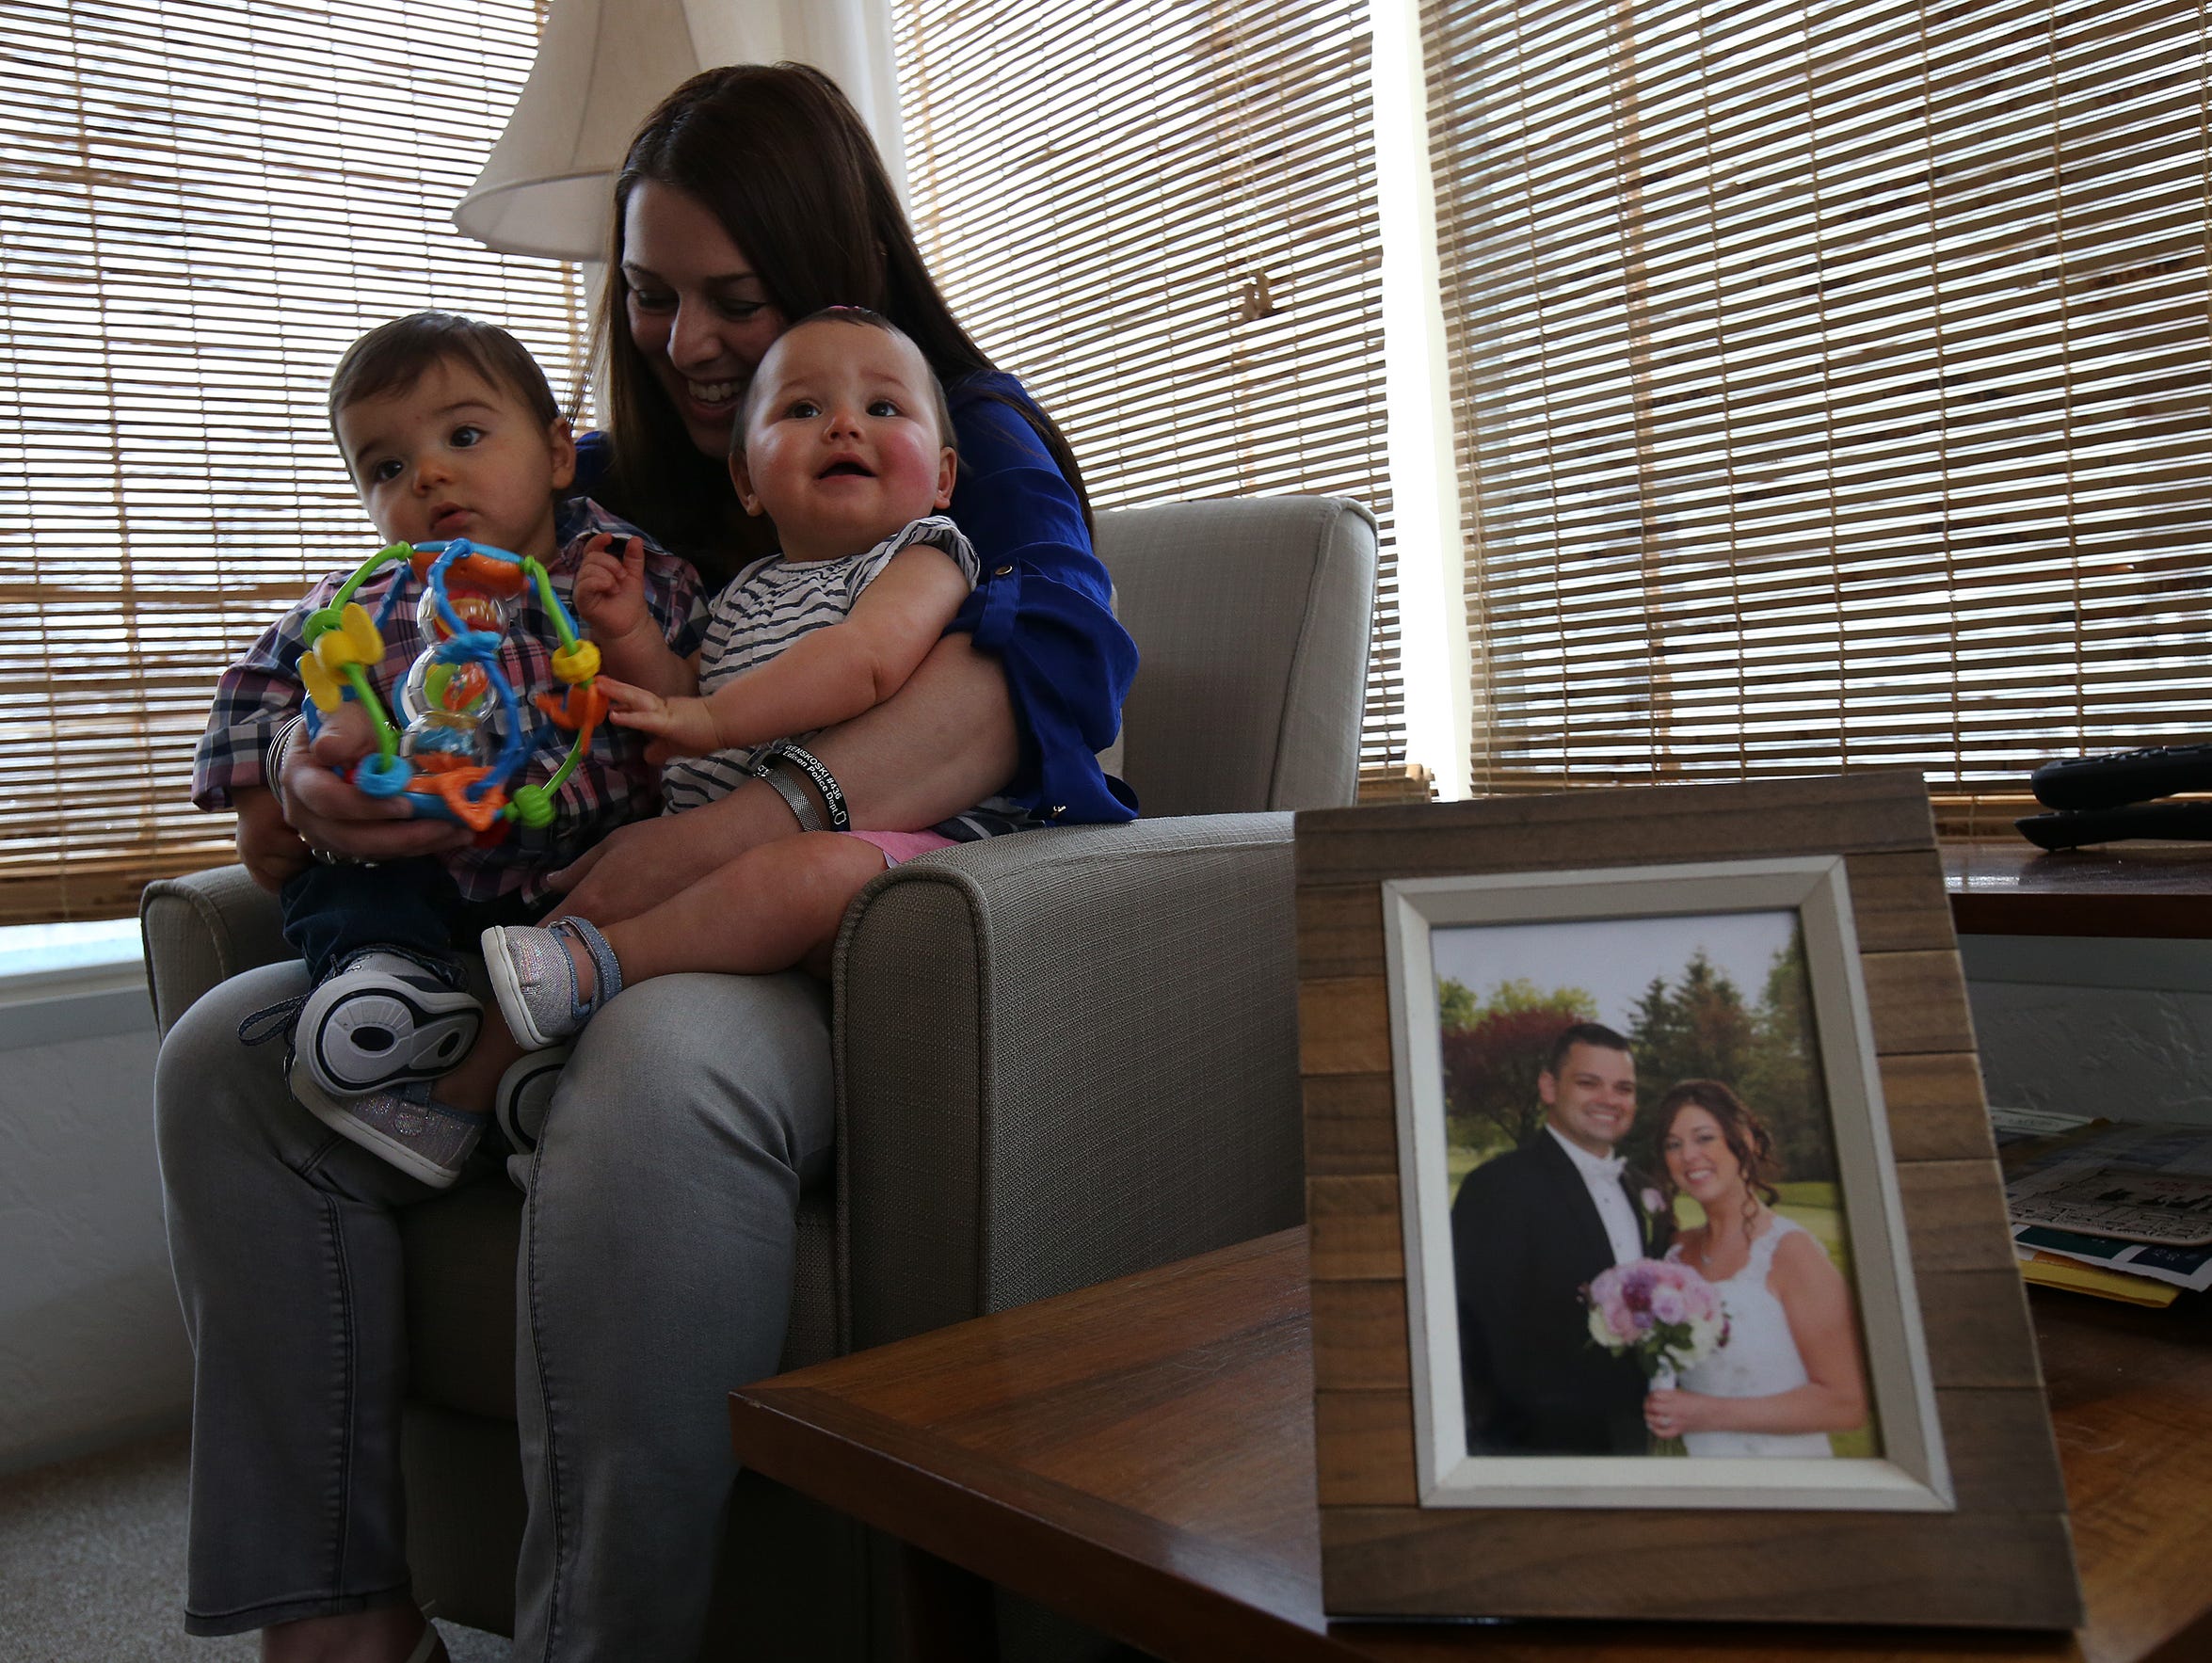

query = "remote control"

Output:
[[2016, 800, 2212, 851], [2030, 744, 2212, 811]]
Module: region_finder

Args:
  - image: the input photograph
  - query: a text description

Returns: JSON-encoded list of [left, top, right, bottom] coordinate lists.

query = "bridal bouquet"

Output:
[[1583, 1257, 1728, 1391]]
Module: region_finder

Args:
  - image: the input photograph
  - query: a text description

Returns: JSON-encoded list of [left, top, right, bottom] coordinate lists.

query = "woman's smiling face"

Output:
[[1662, 1105, 1740, 1207], [621, 179, 790, 458]]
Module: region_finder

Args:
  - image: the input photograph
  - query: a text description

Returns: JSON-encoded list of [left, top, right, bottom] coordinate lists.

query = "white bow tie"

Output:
[[1590, 1154, 1626, 1181]]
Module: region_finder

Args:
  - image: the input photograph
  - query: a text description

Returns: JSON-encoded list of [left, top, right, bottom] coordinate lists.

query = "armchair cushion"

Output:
[[1098, 495, 1377, 816], [140, 862, 287, 1035], [835, 812, 1303, 1349]]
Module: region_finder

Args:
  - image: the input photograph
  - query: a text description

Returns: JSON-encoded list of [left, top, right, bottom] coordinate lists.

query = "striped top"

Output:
[[664, 516, 1033, 841]]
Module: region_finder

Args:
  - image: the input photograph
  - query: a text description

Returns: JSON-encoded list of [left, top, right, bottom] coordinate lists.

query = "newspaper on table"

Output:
[[1991, 1107, 2212, 1294]]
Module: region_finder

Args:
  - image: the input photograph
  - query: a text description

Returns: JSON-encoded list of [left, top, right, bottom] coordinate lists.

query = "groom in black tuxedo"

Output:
[[1451, 1022, 1673, 1455]]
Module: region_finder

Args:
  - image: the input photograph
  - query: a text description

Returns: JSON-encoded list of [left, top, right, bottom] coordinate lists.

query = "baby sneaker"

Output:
[[291, 1069, 489, 1190], [482, 918, 623, 1051], [494, 1043, 570, 1191], [295, 949, 482, 1100]]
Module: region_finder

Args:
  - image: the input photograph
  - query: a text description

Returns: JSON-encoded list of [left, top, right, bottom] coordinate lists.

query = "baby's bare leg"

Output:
[[601, 832, 890, 986]]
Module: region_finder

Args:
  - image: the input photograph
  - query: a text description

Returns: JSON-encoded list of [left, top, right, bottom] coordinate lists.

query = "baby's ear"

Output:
[[932, 445, 957, 510], [545, 417, 578, 493], [729, 450, 766, 519]]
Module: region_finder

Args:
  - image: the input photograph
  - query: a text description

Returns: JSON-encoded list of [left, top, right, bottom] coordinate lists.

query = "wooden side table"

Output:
[[729, 1229, 2212, 1663]]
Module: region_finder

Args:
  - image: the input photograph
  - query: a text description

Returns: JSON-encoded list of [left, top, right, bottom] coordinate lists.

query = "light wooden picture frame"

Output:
[[1297, 773, 2082, 1628]]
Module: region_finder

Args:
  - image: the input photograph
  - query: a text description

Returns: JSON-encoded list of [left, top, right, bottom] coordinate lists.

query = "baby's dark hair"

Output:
[[328, 312, 560, 445], [731, 306, 955, 462]]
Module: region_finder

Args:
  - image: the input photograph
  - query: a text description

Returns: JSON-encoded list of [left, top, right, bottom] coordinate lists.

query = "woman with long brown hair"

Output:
[[550, 60, 1135, 926], [159, 64, 1135, 1663], [1641, 1079, 1870, 1456]]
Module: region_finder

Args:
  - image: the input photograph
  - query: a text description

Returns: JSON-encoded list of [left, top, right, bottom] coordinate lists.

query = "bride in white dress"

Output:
[[1641, 1080, 1869, 1456]]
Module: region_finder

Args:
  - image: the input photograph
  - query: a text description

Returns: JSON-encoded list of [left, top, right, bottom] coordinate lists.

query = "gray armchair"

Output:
[[141, 495, 1378, 1659]]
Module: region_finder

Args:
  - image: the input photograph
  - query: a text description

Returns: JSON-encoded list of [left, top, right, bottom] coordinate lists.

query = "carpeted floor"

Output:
[[0, 1429, 506, 1661]]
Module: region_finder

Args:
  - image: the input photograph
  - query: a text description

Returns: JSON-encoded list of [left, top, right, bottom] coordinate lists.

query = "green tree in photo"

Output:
[[1625, 950, 1754, 1115], [1437, 975, 1477, 1031], [1619, 927, 1837, 1186], [1739, 928, 1835, 1183]]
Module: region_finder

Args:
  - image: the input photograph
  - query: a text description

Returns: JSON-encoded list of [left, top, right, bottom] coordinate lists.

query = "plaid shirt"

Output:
[[192, 498, 706, 904]]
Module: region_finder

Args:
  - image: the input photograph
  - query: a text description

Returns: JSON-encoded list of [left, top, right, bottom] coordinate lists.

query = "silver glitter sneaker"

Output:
[[296, 949, 482, 1100], [292, 1067, 489, 1190], [481, 918, 623, 1051]]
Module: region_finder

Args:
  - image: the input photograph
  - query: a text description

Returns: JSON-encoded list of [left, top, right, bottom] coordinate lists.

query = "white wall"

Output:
[[0, 967, 184, 1476], [1963, 935, 2212, 1127]]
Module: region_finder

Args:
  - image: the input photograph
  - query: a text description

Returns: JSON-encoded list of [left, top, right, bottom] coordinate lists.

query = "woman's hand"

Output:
[[544, 806, 750, 925], [277, 708, 473, 865], [1643, 1387, 1720, 1439], [234, 786, 312, 892]]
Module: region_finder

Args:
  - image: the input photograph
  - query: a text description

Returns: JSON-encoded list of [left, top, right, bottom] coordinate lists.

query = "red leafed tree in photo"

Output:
[[1438, 978, 1595, 1157]]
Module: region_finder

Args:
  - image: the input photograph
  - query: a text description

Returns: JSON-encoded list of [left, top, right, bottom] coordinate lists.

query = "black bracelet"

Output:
[[750, 741, 849, 831]]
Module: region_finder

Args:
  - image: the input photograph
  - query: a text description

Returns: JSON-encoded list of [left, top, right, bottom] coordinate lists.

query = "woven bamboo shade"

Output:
[[1424, 0, 2212, 827], [891, 0, 1406, 768], [2, 0, 587, 924]]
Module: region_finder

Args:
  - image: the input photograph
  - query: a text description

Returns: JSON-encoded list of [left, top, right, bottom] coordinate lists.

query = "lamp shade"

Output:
[[456, 0, 909, 261]]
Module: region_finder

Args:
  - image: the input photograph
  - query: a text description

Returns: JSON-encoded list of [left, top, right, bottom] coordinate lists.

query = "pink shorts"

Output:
[[843, 828, 958, 867]]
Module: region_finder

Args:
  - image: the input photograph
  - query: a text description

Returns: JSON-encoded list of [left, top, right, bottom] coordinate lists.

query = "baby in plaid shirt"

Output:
[[190, 312, 703, 1187]]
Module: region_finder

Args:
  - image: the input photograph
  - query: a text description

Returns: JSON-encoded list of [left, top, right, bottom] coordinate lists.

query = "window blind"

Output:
[[891, 0, 1405, 768], [1424, 0, 2212, 826], [1, 0, 585, 924]]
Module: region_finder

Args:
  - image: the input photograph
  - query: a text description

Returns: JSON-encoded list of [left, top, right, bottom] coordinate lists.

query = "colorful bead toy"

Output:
[[297, 538, 607, 836]]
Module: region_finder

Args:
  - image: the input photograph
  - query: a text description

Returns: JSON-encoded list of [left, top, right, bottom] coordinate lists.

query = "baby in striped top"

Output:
[[480, 307, 1009, 1054]]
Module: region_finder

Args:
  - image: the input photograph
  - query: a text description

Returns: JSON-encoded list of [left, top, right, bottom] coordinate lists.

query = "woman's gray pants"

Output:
[[154, 959, 835, 1661]]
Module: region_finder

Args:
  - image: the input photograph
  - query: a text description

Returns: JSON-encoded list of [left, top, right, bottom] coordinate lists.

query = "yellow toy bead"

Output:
[[341, 603, 382, 661], [552, 641, 601, 684], [300, 655, 345, 712], [312, 602, 384, 672]]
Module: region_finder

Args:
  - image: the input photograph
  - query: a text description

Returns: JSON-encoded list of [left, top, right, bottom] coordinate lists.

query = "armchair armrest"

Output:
[[831, 811, 1302, 1351], [138, 864, 289, 1038]]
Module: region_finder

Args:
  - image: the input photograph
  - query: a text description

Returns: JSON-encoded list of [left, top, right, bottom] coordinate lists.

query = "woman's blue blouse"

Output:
[[940, 372, 1137, 824]]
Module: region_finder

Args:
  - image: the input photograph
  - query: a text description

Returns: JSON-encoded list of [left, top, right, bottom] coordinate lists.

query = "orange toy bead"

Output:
[[535, 683, 609, 734], [409, 548, 527, 596], [409, 760, 506, 832]]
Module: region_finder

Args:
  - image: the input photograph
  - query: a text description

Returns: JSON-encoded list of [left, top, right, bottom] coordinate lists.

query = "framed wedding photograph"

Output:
[[1297, 774, 2082, 1628]]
